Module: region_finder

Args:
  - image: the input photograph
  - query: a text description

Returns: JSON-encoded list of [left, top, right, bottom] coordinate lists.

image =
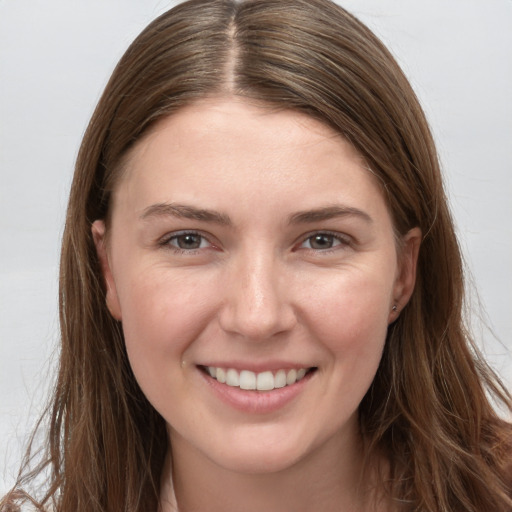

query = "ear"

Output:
[[91, 220, 122, 321], [389, 227, 422, 323]]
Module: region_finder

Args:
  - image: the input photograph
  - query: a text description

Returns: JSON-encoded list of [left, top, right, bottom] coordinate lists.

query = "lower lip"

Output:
[[199, 368, 315, 414]]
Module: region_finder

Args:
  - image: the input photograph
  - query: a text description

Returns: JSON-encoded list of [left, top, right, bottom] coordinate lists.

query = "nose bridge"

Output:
[[219, 244, 295, 339]]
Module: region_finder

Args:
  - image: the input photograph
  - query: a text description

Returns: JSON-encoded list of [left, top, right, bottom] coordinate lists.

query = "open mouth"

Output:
[[199, 366, 317, 392]]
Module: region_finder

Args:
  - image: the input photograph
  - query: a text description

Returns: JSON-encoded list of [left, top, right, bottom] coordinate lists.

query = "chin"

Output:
[[199, 424, 325, 476], [211, 445, 307, 475]]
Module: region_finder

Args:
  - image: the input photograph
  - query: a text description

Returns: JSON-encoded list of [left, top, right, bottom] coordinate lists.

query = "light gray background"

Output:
[[1, 0, 511, 493]]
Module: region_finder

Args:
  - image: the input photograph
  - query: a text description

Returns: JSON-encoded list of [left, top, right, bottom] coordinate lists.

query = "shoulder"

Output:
[[2, 505, 53, 512], [0, 492, 53, 512]]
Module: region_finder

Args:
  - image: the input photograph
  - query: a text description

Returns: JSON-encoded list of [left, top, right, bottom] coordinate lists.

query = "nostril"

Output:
[[218, 309, 296, 340]]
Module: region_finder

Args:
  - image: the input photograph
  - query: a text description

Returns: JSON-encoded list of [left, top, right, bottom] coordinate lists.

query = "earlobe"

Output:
[[91, 220, 122, 321], [389, 227, 422, 322]]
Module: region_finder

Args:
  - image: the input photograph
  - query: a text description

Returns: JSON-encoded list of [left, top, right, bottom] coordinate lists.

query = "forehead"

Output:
[[128, 98, 356, 161], [112, 97, 389, 223]]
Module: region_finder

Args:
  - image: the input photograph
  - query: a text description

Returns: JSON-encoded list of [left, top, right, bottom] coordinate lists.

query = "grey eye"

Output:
[[170, 233, 207, 250], [302, 234, 340, 250]]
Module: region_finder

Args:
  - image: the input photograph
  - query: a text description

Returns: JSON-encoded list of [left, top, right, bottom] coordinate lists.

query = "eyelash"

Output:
[[159, 230, 214, 254], [297, 231, 352, 253], [159, 230, 352, 255]]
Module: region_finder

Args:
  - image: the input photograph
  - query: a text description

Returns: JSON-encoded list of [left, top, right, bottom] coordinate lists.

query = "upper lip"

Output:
[[197, 361, 316, 373]]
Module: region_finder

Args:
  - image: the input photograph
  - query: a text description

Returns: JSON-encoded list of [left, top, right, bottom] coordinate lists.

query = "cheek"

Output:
[[117, 269, 218, 382], [300, 266, 393, 363]]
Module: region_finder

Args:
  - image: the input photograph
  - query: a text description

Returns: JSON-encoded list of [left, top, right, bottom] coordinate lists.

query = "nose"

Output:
[[218, 250, 297, 341]]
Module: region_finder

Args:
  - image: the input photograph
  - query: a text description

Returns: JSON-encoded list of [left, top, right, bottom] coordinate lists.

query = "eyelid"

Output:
[[295, 230, 353, 251], [156, 229, 352, 253], [158, 229, 217, 251]]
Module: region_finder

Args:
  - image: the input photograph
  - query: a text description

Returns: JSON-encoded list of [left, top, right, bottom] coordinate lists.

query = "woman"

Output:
[[2, 0, 511, 510]]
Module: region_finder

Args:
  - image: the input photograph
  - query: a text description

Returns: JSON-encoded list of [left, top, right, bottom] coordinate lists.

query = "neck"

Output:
[[159, 425, 387, 512]]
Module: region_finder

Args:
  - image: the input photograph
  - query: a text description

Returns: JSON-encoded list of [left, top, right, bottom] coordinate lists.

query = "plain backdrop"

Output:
[[1, 0, 511, 494]]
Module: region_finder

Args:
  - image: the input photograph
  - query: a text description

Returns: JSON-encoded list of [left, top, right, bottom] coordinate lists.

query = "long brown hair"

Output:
[[2, 1, 511, 510]]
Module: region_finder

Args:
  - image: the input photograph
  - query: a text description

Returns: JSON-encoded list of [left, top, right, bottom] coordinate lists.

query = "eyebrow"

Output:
[[140, 202, 232, 225], [139, 202, 372, 226], [288, 205, 373, 225]]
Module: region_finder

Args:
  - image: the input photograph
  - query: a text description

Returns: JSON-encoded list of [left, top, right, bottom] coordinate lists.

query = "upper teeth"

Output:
[[207, 367, 308, 391]]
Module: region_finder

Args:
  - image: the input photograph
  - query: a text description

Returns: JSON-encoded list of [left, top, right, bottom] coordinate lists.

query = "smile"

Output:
[[203, 366, 314, 391]]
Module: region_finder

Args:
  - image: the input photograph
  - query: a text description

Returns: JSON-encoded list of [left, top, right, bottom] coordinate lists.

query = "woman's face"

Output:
[[93, 98, 419, 474]]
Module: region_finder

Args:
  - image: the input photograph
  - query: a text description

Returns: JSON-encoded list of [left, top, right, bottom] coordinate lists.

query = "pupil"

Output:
[[178, 234, 200, 249], [311, 234, 332, 249]]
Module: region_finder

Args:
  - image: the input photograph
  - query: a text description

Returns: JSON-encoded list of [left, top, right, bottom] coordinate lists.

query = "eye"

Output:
[[164, 231, 211, 251], [299, 232, 349, 251]]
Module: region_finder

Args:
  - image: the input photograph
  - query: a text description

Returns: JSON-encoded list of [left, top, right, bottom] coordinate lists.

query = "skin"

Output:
[[93, 98, 420, 512]]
